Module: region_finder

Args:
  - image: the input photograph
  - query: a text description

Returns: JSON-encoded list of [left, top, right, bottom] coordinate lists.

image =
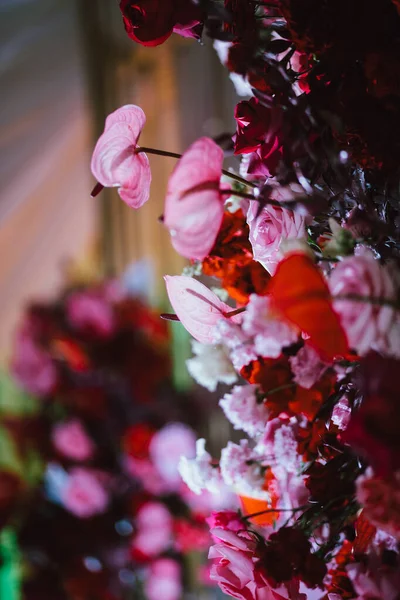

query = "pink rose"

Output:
[[243, 294, 299, 358], [329, 250, 400, 357], [144, 559, 182, 600], [66, 291, 115, 338], [52, 420, 95, 462], [62, 468, 109, 518], [247, 203, 306, 275], [149, 423, 196, 487], [289, 344, 329, 390]]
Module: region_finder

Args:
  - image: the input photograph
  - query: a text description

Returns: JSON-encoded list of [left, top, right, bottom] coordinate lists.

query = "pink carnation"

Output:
[[66, 291, 115, 338], [356, 469, 400, 540], [331, 396, 351, 431], [52, 420, 95, 462], [329, 250, 400, 357], [247, 203, 306, 275], [289, 344, 329, 389], [220, 440, 268, 500], [219, 384, 269, 438], [91, 105, 151, 208], [62, 468, 109, 518], [145, 559, 182, 600], [212, 318, 258, 371], [243, 294, 299, 358], [347, 551, 400, 600]]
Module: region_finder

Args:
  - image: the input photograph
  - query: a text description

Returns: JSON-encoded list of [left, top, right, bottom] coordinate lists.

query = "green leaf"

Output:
[[0, 371, 39, 417]]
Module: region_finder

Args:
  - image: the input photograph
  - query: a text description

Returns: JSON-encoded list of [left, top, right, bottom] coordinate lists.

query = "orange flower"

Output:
[[202, 210, 270, 304]]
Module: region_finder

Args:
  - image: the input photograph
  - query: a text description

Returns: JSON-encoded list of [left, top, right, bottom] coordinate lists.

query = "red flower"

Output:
[[240, 355, 295, 417], [120, 0, 202, 47], [123, 423, 155, 459], [202, 210, 270, 304], [233, 99, 283, 176]]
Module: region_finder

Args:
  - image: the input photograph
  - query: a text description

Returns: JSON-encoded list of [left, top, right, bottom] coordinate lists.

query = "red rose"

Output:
[[120, 0, 202, 47]]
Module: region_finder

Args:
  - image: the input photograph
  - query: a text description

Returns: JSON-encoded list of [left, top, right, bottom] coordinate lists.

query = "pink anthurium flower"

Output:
[[164, 276, 240, 344], [91, 104, 151, 208], [164, 137, 225, 260]]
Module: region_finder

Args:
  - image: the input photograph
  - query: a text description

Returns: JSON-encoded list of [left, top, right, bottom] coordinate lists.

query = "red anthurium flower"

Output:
[[164, 137, 225, 261], [91, 105, 151, 208], [267, 253, 349, 360]]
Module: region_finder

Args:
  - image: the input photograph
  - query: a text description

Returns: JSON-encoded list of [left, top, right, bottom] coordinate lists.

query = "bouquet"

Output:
[[86, 1, 400, 599]]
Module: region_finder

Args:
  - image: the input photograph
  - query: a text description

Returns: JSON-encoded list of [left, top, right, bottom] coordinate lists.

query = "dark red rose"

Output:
[[263, 526, 326, 587], [233, 98, 283, 177], [342, 352, 400, 477], [280, 0, 400, 55], [120, 0, 202, 47]]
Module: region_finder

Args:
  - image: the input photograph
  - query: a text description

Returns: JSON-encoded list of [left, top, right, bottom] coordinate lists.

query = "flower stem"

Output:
[[136, 146, 257, 188], [243, 505, 308, 520], [265, 382, 296, 396]]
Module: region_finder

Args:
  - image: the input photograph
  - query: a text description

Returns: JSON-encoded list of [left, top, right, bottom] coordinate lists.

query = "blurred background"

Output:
[[0, 0, 238, 360], [0, 2, 242, 598]]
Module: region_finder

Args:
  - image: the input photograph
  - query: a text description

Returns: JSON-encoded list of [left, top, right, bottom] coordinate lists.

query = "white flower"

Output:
[[186, 340, 237, 392], [178, 438, 223, 495], [219, 384, 269, 438]]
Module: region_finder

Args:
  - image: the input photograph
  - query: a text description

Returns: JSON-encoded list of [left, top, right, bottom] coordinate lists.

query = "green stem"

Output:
[[136, 147, 257, 188]]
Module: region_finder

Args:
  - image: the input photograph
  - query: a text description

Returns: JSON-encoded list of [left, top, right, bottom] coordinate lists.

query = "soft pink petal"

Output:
[[164, 276, 239, 344], [91, 105, 151, 209], [164, 137, 224, 260]]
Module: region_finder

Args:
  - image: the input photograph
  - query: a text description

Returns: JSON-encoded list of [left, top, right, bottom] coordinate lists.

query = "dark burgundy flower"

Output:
[[279, 0, 400, 55], [120, 0, 202, 47], [342, 352, 400, 477], [233, 98, 283, 177], [262, 526, 327, 588]]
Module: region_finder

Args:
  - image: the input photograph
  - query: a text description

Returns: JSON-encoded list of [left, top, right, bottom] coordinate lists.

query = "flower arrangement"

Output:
[[2, 282, 216, 599], [85, 1, 400, 598]]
